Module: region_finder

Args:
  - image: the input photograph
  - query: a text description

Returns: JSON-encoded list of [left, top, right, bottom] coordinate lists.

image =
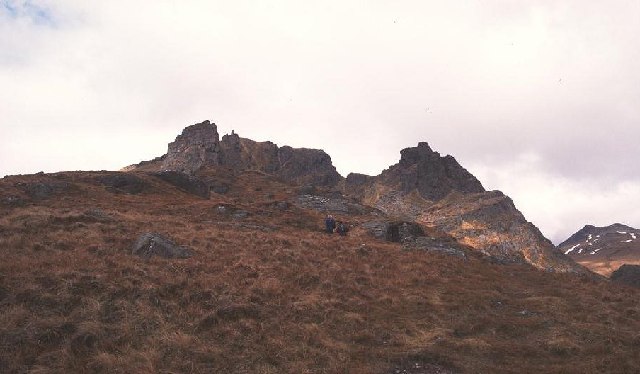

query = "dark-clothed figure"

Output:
[[336, 222, 348, 236], [325, 215, 336, 233]]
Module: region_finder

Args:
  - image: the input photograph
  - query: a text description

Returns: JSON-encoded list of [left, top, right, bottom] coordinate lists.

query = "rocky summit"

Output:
[[558, 223, 640, 276], [127, 120, 584, 273], [129, 120, 341, 187]]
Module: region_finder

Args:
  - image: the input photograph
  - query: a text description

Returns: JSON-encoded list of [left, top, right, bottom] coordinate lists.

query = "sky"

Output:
[[1, 0, 639, 243]]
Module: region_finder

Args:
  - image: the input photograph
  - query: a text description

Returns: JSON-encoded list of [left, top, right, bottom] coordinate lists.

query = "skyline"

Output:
[[2, 0, 639, 243]]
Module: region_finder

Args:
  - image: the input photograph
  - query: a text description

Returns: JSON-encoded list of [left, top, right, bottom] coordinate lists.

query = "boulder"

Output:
[[97, 173, 148, 194], [16, 181, 72, 200], [151, 171, 210, 198], [132, 233, 193, 259]]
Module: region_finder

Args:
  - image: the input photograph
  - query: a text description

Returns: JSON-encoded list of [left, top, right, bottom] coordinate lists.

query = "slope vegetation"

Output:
[[0, 171, 639, 373]]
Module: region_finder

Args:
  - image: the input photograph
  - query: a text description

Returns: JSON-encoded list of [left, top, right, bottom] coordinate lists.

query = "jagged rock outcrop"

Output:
[[162, 121, 221, 172], [343, 142, 485, 216], [126, 120, 583, 273], [380, 142, 484, 200], [418, 191, 584, 272], [135, 120, 341, 187]]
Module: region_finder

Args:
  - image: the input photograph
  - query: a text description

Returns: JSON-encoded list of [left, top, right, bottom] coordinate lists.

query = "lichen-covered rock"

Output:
[[419, 191, 586, 273], [132, 233, 193, 259]]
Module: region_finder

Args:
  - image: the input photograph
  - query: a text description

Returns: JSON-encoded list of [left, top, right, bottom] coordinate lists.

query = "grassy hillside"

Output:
[[0, 171, 639, 373]]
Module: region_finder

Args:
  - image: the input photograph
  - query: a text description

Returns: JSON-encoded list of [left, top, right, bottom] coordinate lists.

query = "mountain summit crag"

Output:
[[127, 119, 585, 273], [149, 120, 342, 186]]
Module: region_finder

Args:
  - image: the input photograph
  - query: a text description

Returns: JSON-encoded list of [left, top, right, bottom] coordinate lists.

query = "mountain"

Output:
[[558, 223, 640, 276], [1, 167, 639, 372], [128, 121, 584, 273]]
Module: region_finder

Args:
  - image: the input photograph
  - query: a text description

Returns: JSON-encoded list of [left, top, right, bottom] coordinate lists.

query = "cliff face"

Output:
[[342, 143, 584, 273], [380, 142, 485, 201], [419, 191, 584, 272], [162, 121, 221, 172], [155, 120, 342, 186]]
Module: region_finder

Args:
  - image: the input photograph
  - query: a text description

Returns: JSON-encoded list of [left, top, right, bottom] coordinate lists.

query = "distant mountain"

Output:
[[126, 120, 586, 273], [558, 223, 640, 276]]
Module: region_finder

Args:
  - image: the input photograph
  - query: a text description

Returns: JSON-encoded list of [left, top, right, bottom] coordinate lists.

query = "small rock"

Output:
[[232, 210, 249, 220], [132, 233, 193, 259]]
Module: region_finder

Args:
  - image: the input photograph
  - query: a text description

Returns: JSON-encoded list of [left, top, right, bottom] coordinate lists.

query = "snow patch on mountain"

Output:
[[564, 244, 580, 255]]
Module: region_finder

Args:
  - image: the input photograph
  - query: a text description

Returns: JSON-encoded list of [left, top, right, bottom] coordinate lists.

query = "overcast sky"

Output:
[[1, 0, 639, 243]]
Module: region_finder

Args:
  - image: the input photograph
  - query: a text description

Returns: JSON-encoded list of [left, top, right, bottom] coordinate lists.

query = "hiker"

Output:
[[336, 221, 348, 236], [325, 215, 336, 233]]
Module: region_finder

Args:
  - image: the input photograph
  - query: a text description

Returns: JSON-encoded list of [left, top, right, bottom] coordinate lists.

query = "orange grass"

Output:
[[0, 171, 639, 373]]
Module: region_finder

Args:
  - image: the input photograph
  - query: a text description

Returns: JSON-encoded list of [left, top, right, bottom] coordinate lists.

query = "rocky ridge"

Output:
[[129, 120, 341, 187], [127, 120, 584, 273]]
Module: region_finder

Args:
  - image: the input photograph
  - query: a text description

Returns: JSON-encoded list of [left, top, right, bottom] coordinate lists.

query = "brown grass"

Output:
[[0, 171, 639, 373]]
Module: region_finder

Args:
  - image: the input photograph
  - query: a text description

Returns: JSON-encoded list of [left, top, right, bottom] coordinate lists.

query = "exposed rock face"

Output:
[[162, 120, 221, 173], [377, 142, 484, 201], [610, 264, 640, 288], [343, 142, 485, 217], [127, 119, 583, 273], [153, 120, 342, 186], [132, 233, 193, 259], [558, 223, 640, 276], [419, 191, 585, 273]]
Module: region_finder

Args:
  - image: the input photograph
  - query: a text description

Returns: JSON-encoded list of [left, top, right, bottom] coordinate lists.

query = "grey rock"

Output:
[[210, 183, 230, 194], [16, 181, 72, 200], [361, 220, 425, 242], [152, 171, 210, 198], [232, 210, 250, 220], [2, 196, 25, 207], [402, 237, 467, 259], [364, 142, 484, 203], [82, 209, 113, 223], [296, 194, 368, 214], [132, 233, 193, 259], [162, 120, 221, 173], [297, 185, 317, 195], [361, 221, 389, 240], [146, 120, 343, 186], [97, 173, 148, 194]]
